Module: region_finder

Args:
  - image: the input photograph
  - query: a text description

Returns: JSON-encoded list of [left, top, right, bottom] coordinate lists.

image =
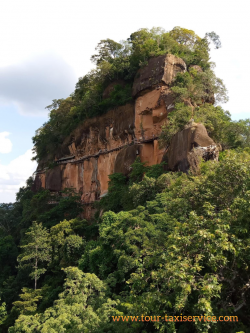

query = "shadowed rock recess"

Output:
[[34, 54, 218, 218]]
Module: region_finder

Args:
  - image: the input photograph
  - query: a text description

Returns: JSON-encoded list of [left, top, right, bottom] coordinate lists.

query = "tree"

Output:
[[9, 267, 118, 333], [18, 222, 51, 290], [205, 31, 222, 49], [169, 26, 200, 47], [171, 67, 228, 116], [82, 150, 250, 332], [12, 288, 42, 315], [0, 204, 20, 235], [31, 26, 220, 164], [0, 298, 6, 325], [50, 219, 85, 268], [91, 39, 123, 65], [159, 103, 192, 147]]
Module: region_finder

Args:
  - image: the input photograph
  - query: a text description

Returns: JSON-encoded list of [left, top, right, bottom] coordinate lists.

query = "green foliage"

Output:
[[0, 204, 21, 236], [129, 173, 169, 207], [18, 222, 51, 290], [0, 298, 7, 325], [144, 162, 166, 179], [98, 83, 132, 108], [82, 150, 250, 332], [99, 159, 167, 213], [205, 31, 222, 49], [3, 27, 250, 333], [17, 185, 82, 230], [2, 150, 250, 332], [128, 157, 148, 184], [12, 288, 42, 315], [159, 63, 230, 148], [160, 101, 250, 150], [128, 26, 211, 70], [9, 267, 118, 333], [99, 173, 127, 213], [90, 38, 124, 65], [32, 26, 221, 164], [160, 103, 192, 146], [37, 189, 83, 228], [50, 219, 85, 268], [170, 66, 228, 111], [0, 235, 18, 286], [0, 177, 96, 331]]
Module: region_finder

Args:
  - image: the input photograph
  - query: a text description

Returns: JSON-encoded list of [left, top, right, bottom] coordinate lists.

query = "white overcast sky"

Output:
[[0, 0, 249, 202]]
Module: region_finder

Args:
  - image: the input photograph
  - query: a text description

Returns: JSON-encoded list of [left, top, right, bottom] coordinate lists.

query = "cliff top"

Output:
[[32, 27, 226, 165]]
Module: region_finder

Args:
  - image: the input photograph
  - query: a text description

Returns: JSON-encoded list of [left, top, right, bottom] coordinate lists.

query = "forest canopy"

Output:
[[1, 149, 250, 332]]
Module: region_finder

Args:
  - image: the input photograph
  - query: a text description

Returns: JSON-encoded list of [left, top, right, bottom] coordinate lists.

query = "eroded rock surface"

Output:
[[34, 53, 218, 218], [165, 122, 219, 173], [134, 86, 174, 140], [132, 54, 186, 97]]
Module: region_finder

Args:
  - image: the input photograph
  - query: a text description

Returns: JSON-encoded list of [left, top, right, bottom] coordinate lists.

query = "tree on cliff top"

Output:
[[91, 39, 124, 65], [32, 26, 224, 164]]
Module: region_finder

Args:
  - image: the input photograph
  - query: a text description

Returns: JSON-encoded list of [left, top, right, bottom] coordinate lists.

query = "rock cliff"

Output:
[[34, 54, 218, 218]]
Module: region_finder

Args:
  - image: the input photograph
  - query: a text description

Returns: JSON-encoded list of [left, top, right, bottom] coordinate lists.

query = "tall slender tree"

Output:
[[18, 222, 51, 290]]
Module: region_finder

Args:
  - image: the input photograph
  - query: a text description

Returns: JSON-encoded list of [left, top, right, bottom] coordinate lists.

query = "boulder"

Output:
[[114, 144, 142, 175], [165, 123, 218, 173], [132, 54, 186, 97]]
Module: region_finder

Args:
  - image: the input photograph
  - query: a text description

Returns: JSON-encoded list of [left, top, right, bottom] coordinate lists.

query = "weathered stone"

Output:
[[166, 123, 218, 173], [45, 166, 62, 192], [132, 54, 186, 97], [31, 174, 42, 192], [97, 151, 118, 196], [114, 145, 142, 175], [134, 86, 174, 140], [71, 103, 135, 157], [35, 54, 218, 219]]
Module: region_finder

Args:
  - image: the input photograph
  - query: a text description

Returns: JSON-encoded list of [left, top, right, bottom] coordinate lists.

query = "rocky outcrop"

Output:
[[56, 103, 135, 161], [34, 53, 218, 218], [134, 86, 174, 140], [165, 122, 219, 173], [132, 54, 186, 97]]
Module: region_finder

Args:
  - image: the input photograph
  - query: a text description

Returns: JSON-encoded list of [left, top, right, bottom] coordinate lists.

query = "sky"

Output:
[[0, 0, 249, 202]]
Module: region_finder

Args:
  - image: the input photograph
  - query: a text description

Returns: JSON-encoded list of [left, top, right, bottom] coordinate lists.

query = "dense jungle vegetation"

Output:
[[1, 27, 250, 332]]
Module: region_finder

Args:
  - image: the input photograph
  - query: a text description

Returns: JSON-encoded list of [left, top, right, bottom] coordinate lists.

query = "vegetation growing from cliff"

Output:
[[98, 158, 167, 212], [32, 26, 225, 164], [1, 149, 250, 332], [2, 27, 250, 333], [160, 101, 250, 150]]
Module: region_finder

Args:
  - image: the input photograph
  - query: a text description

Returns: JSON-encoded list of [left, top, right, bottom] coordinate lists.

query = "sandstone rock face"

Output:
[[71, 103, 135, 156], [45, 166, 62, 192], [132, 54, 186, 97], [114, 144, 143, 175], [165, 123, 219, 173], [134, 86, 174, 140], [34, 53, 217, 218]]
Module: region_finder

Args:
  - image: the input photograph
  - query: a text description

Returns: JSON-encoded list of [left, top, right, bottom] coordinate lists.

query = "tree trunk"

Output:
[[35, 246, 38, 290]]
